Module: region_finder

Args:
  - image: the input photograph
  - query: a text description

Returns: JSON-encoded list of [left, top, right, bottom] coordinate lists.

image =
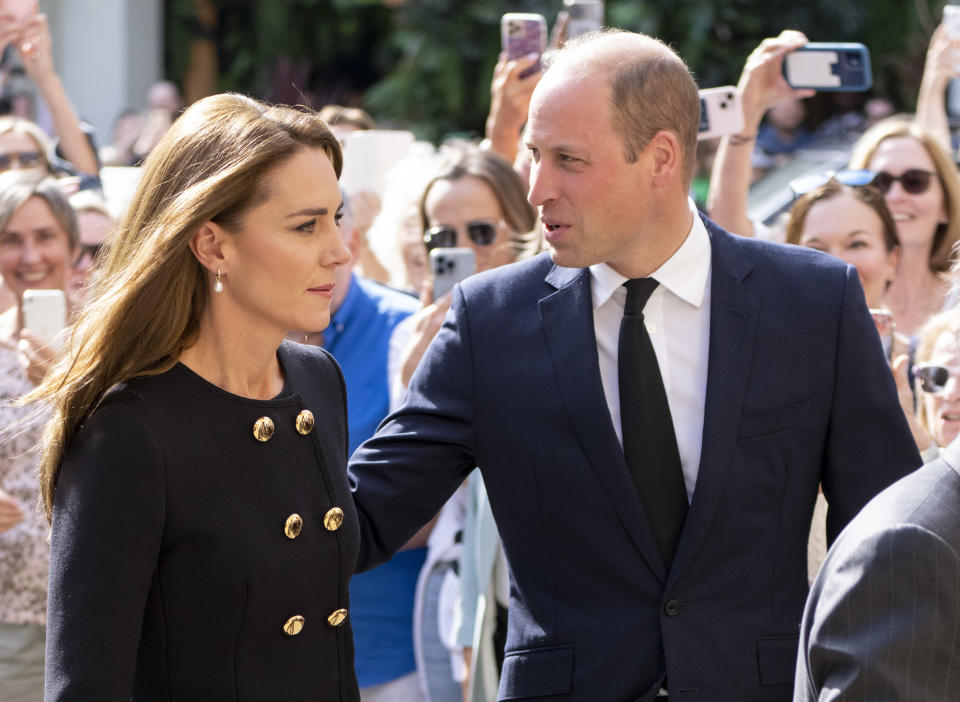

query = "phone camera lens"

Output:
[[720, 101, 728, 109], [846, 52, 860, 66]]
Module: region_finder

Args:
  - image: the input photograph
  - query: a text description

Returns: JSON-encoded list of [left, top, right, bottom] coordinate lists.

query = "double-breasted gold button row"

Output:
[[282, 609, 348, 636], [283, 508, 344, 539], [253, 410, 315, 442]]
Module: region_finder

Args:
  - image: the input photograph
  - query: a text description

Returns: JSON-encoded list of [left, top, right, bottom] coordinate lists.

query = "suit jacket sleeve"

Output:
[[349, 284, 479, 572], [821, 266, 921, 542], [795, 524, 960, 701], [45, 395, 165, 702]]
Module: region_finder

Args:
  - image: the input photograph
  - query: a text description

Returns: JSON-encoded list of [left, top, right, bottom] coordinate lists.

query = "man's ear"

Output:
[[646, 129, 683, 188], [189, 221, 227, 275]]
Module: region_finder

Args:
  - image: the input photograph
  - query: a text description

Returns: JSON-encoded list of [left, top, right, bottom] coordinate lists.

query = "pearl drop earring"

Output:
[[214, 268, 223, 293]]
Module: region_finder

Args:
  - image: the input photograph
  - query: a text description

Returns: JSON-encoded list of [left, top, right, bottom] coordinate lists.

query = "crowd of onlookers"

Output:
[[2, 3, 960, 701]]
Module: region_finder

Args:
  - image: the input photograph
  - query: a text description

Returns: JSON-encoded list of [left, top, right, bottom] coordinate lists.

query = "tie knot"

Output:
[[623, 278, 659, 315]]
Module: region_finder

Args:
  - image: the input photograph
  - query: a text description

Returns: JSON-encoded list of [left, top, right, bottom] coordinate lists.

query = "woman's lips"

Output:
[[308, 284, 334, 298]]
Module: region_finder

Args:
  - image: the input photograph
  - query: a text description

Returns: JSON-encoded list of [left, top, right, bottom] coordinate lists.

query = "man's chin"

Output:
[[547, 245, 591, 270]]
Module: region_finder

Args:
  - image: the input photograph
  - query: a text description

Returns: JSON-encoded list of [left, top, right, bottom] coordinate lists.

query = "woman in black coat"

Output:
[[29, 93, 361, 701]]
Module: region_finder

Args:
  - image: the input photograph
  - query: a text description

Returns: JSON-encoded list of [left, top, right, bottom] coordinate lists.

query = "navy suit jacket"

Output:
[[349, 220, 921, 701]]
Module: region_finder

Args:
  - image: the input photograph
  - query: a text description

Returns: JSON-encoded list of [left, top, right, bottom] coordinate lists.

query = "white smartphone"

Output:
[[697, 86, 745, 141], [563, 0, 604, 39], [22, 289, 67, 349], [783, 43, 872, 91], [430, 248, 476, 300]]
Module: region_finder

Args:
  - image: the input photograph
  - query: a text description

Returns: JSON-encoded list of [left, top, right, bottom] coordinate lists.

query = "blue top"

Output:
[[323, 274, 419, 456], [323, 273, 423, 687]]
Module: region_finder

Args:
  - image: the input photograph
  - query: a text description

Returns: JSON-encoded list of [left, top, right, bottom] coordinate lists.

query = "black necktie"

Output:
[[619, 278, 689, 566]]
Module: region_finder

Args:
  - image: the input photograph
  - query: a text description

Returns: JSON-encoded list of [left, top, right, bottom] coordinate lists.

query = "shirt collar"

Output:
[[590, 198, 712, 309]]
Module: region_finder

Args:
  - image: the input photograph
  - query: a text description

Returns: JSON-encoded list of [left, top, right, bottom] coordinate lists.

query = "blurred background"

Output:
[[30, 0, 949, 145]]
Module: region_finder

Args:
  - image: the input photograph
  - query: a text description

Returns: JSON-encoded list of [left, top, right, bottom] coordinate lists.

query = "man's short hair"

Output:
[[545, 30, 700, 187]]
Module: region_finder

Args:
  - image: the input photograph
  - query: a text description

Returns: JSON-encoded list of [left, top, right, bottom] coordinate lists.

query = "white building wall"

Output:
[[44, 0, 163, 147]]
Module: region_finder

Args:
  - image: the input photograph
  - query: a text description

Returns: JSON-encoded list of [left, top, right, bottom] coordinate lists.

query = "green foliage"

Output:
[[165, 0, 945, 143]]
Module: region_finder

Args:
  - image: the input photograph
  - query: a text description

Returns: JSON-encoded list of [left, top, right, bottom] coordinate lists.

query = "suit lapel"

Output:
[[539, 264, 668, 582], [670, 225, 760, 583]]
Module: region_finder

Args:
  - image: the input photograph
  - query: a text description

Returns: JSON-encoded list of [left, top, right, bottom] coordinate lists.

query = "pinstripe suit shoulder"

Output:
[[794, 440, 960, 701]]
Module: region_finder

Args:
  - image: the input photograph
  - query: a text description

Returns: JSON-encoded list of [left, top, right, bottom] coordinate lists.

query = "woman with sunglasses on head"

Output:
[[28, 94, 362, 701], [0, 172, 77, 702], [785, 175, 902, 352], [384, 146, 538, 701], [847, 118, 960, 338]]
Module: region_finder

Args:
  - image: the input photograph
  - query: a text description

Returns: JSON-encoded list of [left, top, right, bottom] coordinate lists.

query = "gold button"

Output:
[[324, 507, 344, 532], [295, 409, 315, 435], [283, 615, 305, 636], [327, 608, 348, 627], [284, 513, 303, 539], [253, 416, 275, 442]]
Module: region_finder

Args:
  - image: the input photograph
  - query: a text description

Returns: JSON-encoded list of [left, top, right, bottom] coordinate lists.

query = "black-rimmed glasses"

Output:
[[914, 363, 959, 394], [423, 220, 499, 251], [873, 169, 937, 196]]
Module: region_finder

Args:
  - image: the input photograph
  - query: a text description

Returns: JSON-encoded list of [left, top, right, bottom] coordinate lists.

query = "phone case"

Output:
[[431, 248, 476, 300], [783, 43, 872, 92], [697, 86, 744, 141], [501, 13, 546, 78], [564, 0, 604, 39]]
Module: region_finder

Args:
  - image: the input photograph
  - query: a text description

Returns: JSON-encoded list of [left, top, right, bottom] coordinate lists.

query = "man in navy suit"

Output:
[[349, 30, 920, 701]]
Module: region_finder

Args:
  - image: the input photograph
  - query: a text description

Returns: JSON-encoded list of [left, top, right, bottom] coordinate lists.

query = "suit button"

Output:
[[253, 416, 275, 442], [664, 599, 680, 617], [327, 608, 348, 627], [324, 507, 344, 531], [284, 514, 303, 539], [283, 615, 305, 636], [295, 410, 315, 435]]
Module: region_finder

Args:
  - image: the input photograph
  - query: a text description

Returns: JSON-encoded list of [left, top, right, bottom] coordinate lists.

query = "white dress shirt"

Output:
[[590, 199, 712, 502]]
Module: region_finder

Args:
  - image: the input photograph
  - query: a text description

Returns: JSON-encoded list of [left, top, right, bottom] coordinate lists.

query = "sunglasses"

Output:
[[873, 169, 936, 195], [0, 150, 43, 172], [72, 242, 103, 266], [789, 169, 877, 197], [914, 363, 959, 394], [423, 220, 499, 251]]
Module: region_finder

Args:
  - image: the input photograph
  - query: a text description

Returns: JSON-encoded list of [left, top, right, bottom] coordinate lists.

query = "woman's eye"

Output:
[[295, 219, 316, 233], [335, 212, 344, 228]]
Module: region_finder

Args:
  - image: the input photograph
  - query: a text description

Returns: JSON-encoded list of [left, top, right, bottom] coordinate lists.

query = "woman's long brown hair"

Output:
[[25, 93, 342, 520]]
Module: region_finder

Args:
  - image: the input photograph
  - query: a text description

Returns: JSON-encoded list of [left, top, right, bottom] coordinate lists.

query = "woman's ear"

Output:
[[189, 221, 227, 274]]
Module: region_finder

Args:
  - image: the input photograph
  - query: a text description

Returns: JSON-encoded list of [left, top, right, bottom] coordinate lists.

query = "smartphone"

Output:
[[563, 0, 604, 39], [869, 309, 894, 362], [1, 0, 36, 21], [430, 248, 476, 300], [22, 289, 67, 349], [783, 43, 872, 91], [697, 86, 745, 141], [501, 13, 546, 78]]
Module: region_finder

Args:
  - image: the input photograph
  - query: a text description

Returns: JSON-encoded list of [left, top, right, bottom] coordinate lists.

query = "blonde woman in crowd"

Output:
[[0, 173, 78, 702]]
